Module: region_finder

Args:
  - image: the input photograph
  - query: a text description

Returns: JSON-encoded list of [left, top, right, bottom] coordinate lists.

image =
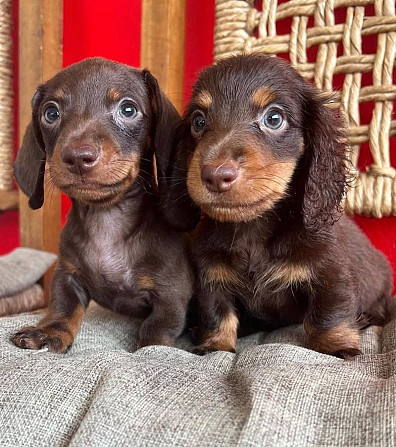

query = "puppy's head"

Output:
[[177, 54, 347, 230], [14, 57, 181, 213]]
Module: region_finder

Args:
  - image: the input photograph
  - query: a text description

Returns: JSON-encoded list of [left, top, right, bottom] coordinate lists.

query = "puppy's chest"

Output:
[[78, 211, 141, 289], [82, 234, 131, 286], [202, 234, 313, 300]]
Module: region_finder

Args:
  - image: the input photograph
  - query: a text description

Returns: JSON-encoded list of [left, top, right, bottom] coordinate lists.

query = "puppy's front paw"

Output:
[[11, 327, 71, 353], [193, 345, 236, 356], [334, 348, 363, 360], [305, 322, 362, 360], [193, 346, 216, 356]]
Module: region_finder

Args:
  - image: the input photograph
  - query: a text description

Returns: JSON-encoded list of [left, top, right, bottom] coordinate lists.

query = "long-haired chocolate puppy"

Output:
[[168, 54, 393, 358], [11, 58, 195, 353]]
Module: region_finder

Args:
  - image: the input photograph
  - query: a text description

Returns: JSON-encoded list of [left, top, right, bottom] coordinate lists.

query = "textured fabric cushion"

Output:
[[0, 248, 57, 297], [0, 284, 45, 316], [0, 302, 395, 447]]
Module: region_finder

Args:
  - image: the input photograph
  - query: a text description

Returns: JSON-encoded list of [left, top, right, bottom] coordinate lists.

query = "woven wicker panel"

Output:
[[0, 0, 14, 192], [214, 0, 396, 217]]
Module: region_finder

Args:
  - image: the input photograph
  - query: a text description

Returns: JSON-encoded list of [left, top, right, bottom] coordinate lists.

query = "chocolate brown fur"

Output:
[[172, 54, 393, 358], [11, 58, 194, 353]]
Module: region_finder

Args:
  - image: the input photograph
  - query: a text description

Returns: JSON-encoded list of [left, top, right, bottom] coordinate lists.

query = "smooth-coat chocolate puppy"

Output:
[[12, 58, 195, 353], [170, 54, 393, 358]]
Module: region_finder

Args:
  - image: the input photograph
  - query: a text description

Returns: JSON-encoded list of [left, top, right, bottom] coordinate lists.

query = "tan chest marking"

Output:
[[137, 275, 155, 290], [271, 263, 313, 284], [204, 263, 244, 289], [257, 261, 314, 294]]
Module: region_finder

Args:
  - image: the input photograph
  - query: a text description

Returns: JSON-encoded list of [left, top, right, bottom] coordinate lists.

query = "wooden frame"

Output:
[[18, 0, 63, 303], [141, 0, 186, 114], [17, 0, 186, 303]]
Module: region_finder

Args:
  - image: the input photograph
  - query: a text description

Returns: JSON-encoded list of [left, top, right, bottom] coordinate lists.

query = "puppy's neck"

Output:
[[202, 202, 313, 245], [70, 178, 157, 234]]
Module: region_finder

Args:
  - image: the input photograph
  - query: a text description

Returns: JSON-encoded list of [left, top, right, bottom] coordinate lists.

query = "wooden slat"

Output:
[[0, 190, 18, 210], [140, 0, 186, 113], [18, 0, 63, 304]]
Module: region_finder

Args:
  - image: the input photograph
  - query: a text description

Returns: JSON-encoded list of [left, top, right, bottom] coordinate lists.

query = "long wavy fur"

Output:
[[301, 90, 352, 232]]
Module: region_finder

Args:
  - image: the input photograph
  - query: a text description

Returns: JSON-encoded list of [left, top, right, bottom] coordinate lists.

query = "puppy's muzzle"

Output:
[[61, 145, 100, 175], [201, 162, 239, 193]]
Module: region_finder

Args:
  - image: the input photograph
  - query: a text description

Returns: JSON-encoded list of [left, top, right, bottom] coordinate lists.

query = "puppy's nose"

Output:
[[201, 163, 239, 193], [61, 146, 99, 175]]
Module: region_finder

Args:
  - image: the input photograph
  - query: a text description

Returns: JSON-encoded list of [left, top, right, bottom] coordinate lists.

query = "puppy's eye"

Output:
[[192, 114, 205, 133], [44, 105, 60, 124], [118, 101, 137, 119], [262, 109, 284, 130]]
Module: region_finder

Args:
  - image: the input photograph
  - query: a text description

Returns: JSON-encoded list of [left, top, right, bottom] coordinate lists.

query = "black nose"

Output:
[[61, 146, 99, 175], [201, 163, 239, 193]]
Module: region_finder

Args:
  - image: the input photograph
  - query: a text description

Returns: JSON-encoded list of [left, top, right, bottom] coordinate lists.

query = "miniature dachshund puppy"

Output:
[[168, 54, 393, 358], [11, 58, 196, 353]]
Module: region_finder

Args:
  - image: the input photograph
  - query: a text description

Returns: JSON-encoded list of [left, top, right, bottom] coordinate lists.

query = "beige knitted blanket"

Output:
[[0, 301, 395, 446]]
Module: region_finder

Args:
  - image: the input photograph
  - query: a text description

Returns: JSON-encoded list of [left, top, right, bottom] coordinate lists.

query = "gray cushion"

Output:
[[0, 302, 395, 447], [0, 248, 57, 297]]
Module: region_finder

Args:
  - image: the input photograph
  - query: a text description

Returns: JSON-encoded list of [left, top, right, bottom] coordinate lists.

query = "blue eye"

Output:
[[192, 114, 205, 133], [44, 105, 60, 124], [118, 101, 137, 119], [262, 109, 284, 130]]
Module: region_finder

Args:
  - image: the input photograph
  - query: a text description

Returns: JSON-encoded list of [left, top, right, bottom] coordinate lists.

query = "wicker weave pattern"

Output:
[[0, 0, 13, 192], [215, 0, 396, 217]]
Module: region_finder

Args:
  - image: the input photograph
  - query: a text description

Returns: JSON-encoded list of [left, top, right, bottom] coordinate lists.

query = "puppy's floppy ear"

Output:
[[13, 90, 46, 210], [143, 70, 200, 231], [164, 118, 201, 230], [301, 87, 348, 231]]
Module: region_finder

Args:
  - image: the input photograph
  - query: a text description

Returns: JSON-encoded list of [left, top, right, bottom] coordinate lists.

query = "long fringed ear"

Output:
[[13, 91, 46, 210], [302, 89, 348, 231], [143, 70, 200, 231], [164, 118, 201, 230]]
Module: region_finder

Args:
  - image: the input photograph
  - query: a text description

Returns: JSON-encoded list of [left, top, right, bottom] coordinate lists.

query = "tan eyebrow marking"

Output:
[[252, 87, 275, 109], [193, 90, 213, 109], [107, 87, 124, 102], [53, 87, 66, 100]]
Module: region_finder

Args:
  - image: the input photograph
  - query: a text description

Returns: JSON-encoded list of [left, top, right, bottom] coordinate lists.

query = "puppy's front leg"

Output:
[[193, 286, 238, 355], [304, 278, 362, 359], [11, 266, 89, 353], [137, 293, 188, 349]]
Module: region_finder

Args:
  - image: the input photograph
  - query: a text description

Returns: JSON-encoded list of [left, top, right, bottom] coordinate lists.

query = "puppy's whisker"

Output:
[[250, 177, 288, 188], [214, 157, 231, 174], [158, 176, 186, 180], [161, 162, 188, 172], [172, 191, 191, 203], [139, 157, 154, 163], [251, 184, 283, 196], [229, 227, 237, 253], [165, 182, 187, 188], [110, 159, 134, 164]]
